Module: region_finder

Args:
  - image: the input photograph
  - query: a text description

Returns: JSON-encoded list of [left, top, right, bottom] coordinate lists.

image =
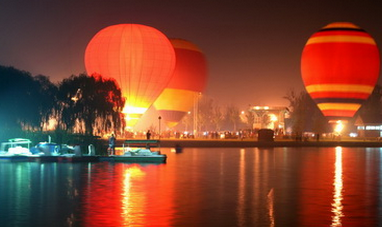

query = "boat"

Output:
[[0, 138, 99, 163], [0, 138, 33, 162], [28, 144, 99, 163], [107, 140, 167, 163], [0, 138, 166, 163]]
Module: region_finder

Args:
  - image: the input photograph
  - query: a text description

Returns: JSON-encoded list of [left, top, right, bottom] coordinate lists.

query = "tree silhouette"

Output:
[[284, 89, 329, 135], [0, 66, 56, 139], [56, 74, 125, 135], [356, 85, 382, 120]]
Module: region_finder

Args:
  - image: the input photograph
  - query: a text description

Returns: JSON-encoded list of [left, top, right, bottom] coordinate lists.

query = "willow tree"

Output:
[[56, 74, 125, 135]]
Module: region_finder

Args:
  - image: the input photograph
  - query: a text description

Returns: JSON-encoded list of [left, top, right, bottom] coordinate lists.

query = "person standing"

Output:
[[146, 130, 151, 140], [108, 133, 116, 155]]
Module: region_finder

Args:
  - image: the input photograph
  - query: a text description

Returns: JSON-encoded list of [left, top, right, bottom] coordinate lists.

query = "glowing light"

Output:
[[123, 106, 147, 114], [270, 114, 278, 122], [254, 106, 270, 110], [334, 121, 345, 134], [71, 88, 82, 103]]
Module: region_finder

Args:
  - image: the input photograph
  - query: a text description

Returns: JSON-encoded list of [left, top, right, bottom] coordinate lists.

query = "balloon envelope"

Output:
[[154, 39, 208, 127], [301, 22, 380, 120], [84, 24, 176, 127]]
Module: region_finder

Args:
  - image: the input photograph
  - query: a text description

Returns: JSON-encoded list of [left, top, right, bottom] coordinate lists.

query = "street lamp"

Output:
[[158, 116, 162, 139]]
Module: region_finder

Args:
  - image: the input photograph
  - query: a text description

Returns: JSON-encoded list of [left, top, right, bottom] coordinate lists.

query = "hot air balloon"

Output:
[[153, 39, 208, 128], [84, 24, 176, 127], [301, 22, 380, 124]]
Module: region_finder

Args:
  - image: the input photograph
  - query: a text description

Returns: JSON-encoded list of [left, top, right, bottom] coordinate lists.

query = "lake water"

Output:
[[1, 147, 382, 227]]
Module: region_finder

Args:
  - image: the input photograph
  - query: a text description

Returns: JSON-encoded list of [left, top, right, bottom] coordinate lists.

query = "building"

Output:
[[248, 106, 289, 134], [354, 115, 382, 138]]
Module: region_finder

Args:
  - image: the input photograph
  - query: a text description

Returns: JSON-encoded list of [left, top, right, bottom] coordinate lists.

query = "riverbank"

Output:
[[117, 138, 382, 148]]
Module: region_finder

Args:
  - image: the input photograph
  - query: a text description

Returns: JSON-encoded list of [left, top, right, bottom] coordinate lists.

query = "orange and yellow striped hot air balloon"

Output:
[[84, 24, 176, 127], [154, 39, 207, 128], [301, 22, 380, 121]]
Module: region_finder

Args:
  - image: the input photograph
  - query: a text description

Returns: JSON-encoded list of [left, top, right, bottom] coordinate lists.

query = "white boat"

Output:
[[0, 138, 33, 162], [108, 140, 167, 163], [0, 138, 98, 163]]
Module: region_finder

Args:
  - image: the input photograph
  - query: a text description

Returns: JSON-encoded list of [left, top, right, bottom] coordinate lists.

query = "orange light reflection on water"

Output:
[[331, 147, 344, 227], [83, 163, 173, 227], [121, 166, 146, 226]]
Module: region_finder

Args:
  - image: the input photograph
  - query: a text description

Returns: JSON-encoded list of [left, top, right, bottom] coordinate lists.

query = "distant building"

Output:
[[248, 106, 289, 134], [354, 115, 382, 138]]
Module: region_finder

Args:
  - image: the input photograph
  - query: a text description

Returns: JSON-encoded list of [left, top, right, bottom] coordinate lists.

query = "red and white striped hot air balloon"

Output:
[[301, 22, 380, 123]]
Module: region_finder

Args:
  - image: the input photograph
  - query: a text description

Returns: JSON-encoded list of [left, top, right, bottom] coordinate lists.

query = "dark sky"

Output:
[[1, 0, 382, 110]]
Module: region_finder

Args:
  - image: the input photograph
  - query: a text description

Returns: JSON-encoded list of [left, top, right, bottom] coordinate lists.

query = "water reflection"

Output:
[[121, 165, 146, 225], [331, 147, 344, 226], [267, 188, 275, 227], [1, 148, 382, 226], [82, 162, 173, 227], [0, 162, 85, 227], [237, 149, 246, 226]]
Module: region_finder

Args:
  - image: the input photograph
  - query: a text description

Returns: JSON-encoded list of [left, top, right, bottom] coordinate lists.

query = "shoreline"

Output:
[[117, 139, 382, 148]]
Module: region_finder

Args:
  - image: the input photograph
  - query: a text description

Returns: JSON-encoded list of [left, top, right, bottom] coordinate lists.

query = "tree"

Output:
[[198, 95, 214, 132], [33, 75, 58, 130], [284, 89, 328, 135], [356, 84, 382, 121], [211, 104, 224, 131], [244, 110, 255, 130], [0, 66, 57, 139], [56, 74, 125, 135], [225, 104, 241, 131]]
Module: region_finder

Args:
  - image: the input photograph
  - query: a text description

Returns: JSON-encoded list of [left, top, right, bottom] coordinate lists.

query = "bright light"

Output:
[[254, 106, 269, 110], [123, 106, 148, 127], [71, 88, 82, 103], [270, 114, 278, 122], [123, 105, 147, 114], [334, 120, 344, 134]]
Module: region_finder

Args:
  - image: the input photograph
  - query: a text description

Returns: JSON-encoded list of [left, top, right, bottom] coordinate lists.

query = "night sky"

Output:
[[1, 0, 382, 110]]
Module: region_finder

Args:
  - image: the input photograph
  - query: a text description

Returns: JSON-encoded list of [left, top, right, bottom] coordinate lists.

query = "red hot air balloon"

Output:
[[301, 22, 380, 121], [84, 24, 176, 127], [154, 39, 208, 128]]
